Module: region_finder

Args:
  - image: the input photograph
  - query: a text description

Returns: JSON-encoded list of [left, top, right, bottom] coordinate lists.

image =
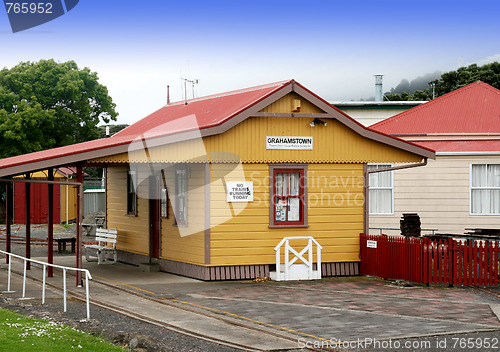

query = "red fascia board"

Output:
[[0, 137, 131, 171], [365, 126, 436, 154], [414, 140, 500, 152]]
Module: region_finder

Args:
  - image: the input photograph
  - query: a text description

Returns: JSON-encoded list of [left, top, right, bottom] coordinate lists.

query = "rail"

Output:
[[0, 250, 92, 319], [273, 236, 322, 281], [369, 227, 438, 235]]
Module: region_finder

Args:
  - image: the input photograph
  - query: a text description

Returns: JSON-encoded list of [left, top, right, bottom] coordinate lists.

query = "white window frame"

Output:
[[368, 164, 394, 215], [470, 163, 500, 216]]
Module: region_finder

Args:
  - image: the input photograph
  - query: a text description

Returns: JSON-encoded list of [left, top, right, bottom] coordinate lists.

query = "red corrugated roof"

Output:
[[372, 81, 500, 135], [413, 140, 500, 153], [114, 80, 292, 138], [0, 79, 435, 177], [0, 81, 292, 173]]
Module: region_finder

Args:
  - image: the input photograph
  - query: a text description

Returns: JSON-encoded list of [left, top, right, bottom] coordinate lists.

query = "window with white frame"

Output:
[[471, 164, 500, 215], [368, 164, 393, 214]]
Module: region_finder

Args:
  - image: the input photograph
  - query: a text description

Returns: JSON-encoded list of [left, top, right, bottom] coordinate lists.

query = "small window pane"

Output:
[[160, 188, 168, 218], [368, 164, 393, 214]]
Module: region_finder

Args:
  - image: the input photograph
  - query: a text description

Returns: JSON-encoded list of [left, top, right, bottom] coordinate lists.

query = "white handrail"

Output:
[[274, 236, 323, 251], [1, 250, 92, 320], [273, 236, 322, 281]]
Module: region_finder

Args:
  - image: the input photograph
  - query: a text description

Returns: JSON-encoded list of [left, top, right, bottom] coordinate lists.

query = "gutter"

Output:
[[367, 158, 428, 174]]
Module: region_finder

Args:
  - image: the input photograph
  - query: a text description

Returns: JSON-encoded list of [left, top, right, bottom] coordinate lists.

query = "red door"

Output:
[[14, 181, 61, 224]]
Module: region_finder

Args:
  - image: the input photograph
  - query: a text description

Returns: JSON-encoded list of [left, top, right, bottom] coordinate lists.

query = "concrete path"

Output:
[[1, 255, 499, 350]]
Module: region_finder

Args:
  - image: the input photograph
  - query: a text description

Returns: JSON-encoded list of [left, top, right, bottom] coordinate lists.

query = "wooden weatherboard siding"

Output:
[[106, 164, 206, 265], [161, 163, 206, 265], [107, 165, 149, 255], [96, 91, 430, 278], [370, 155, 500, 236], [209, 163, 364, 266]]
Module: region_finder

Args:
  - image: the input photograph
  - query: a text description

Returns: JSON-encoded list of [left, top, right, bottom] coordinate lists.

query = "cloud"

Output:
[[472, 54, 500, 66]]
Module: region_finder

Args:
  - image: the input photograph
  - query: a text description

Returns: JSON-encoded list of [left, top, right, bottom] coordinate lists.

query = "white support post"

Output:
[[284, 240, 290, 281], [308, 238, 313, 279], [317, 246, 322, 278], [7, 256, 12, 292], [85, 273, 90, 320], [275, 247, 281, 281], [63, 269, 67, 312], [22, 260, 27, 298], [42, 265, 46, 304]]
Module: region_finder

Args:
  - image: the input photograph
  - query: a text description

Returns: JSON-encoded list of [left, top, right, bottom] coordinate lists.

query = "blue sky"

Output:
[[1, 0, 500, 125]]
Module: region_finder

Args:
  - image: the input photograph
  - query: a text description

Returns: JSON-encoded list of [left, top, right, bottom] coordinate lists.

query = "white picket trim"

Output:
[[273, 236, 322, 281]]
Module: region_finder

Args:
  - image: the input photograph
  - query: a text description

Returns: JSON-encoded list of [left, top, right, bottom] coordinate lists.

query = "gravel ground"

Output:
[[1, 224, 309, 352], [0, 297, 248, 352], [2, 224, 499, 351]]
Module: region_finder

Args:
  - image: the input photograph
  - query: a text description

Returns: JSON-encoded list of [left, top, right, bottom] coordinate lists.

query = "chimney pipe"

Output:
[[167, 85, 170, 104], [374, 74, 384, 102]]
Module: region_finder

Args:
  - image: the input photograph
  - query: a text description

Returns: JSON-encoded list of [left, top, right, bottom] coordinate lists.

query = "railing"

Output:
[[274, 236, 322, 281], [369, 227, 438, 235], [1, 250, 92, 319], [360, 233, 500, 287]]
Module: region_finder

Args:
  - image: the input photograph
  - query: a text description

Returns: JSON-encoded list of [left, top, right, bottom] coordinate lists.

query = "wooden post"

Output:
[[25, 174, 31, 270], [5, 183, 12, 263], [448, 237, 454, 287], [48, 168, 54, 277], [76, 164, 83, 286]]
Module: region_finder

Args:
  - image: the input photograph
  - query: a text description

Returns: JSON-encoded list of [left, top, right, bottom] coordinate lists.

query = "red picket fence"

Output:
[[360, 233, 500, 287]]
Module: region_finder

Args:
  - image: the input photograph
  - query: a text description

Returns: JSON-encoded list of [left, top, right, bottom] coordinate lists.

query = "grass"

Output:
[[0, 308, 124, 351]]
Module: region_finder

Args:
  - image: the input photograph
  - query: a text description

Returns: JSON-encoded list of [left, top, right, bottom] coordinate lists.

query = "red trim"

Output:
[[272, 168, 305, 226]]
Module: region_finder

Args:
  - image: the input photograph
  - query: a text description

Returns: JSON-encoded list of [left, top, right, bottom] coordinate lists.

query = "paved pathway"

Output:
[[1, 255, 499, 350]]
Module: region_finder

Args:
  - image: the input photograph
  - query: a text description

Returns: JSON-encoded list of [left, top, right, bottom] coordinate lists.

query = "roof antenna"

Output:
[[182, 77, 200, 105], [167, 85, 170, 105]]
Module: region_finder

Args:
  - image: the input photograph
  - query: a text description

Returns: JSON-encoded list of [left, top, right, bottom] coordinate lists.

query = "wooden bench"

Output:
[[84, 228, 118, 265]]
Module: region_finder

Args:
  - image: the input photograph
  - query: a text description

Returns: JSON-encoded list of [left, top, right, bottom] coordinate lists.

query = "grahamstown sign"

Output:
[[266, 136, 313, 150]]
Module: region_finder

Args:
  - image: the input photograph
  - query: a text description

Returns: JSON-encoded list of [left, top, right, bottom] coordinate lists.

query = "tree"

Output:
[[386, 62, 500, 101], [97, 124, 129, 138], [0, 59, 117, 158]]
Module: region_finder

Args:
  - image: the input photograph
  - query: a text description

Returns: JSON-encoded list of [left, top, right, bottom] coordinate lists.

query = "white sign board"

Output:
[[367, 240, 377, 249], [266, 136, 313, 150], [226, 181, 253, 202]]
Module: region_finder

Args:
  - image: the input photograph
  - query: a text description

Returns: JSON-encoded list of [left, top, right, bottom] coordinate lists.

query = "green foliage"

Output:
[[0, 59, 118, 158], [387, 62, 500, 101], [384, 89, 432, 101], [0, 308, 124, 351]]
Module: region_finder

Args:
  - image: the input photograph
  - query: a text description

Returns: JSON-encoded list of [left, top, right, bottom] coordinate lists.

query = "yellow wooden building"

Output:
[[0, 80, 434, 280]]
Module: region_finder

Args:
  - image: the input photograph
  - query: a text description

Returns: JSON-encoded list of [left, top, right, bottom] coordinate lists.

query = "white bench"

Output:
[[84, 228, 118, 265]]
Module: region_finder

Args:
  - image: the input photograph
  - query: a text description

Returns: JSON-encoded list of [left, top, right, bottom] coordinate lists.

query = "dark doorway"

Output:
[[149, 175, 161, 258]]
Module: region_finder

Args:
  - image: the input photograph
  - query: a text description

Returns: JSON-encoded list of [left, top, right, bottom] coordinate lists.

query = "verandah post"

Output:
[[76, 164, 83, 286], [25, 173, 31, 270], [48, 168, 54, 277], [5, 182, 12, 263]]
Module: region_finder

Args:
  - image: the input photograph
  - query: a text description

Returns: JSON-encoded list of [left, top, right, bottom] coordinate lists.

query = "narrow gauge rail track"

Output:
[[3, 266, 335, 352]]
